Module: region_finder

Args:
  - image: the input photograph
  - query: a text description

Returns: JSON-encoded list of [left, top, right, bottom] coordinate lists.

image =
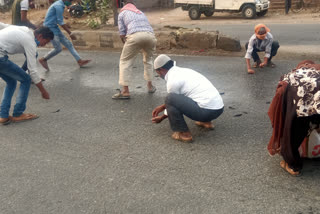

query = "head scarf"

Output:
[[254, 24, 270, 40], [296, 60, 315, 69], [120, 2, 141, 14]]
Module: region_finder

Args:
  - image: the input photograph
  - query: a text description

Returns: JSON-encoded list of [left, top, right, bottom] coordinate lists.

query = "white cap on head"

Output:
[[154, 54, 171, 70]]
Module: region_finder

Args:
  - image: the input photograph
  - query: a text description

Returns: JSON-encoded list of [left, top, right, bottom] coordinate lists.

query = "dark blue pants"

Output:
[[165, 93, 224, 132], [245, 41, 280, 62]]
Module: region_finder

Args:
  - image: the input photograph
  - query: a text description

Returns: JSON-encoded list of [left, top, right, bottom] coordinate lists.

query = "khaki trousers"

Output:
[[119, 32, 157, 86]]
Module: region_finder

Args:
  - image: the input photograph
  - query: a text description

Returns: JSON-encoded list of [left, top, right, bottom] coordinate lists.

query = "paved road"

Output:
[[1, 51, 320, 213]]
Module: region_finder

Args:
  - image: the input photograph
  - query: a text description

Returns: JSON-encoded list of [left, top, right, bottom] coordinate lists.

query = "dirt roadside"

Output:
[[1, 7, 320, 59], [2, 7, 320, 29]]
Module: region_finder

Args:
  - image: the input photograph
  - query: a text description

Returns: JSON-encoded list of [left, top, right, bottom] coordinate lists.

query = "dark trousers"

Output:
[[281, 114, 320, 171], [245, 41, 280, 62], [165, 93, 224, 132]]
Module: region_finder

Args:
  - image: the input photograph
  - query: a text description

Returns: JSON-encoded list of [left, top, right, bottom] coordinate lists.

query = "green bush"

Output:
[[82, 0, 112, 29]]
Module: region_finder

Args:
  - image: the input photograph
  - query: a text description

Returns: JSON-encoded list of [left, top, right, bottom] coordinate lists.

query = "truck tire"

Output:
[[257, 9, 268, 17], [242, 4, 256, 19], [203, 10, 214, 17], [188, 6, 201, 20]]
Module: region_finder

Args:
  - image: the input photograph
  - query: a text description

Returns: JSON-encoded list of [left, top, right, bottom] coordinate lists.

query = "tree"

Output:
[[112, 0, 118, 26]]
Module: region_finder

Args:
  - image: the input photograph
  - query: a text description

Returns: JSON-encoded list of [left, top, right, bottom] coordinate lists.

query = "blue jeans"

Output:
[[44, 31, 81, 61], [0, 56, 31, 118]]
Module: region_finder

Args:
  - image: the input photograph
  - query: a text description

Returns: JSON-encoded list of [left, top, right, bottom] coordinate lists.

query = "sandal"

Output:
[[11, 113, 39, 123], [253, 60, 261, 68], [112, 92, 130, 100], [171, 132, 193, 142], [78, 59, 91, 67], [148, 85, 157, 93], [267, 61, 276, 68], [195, 121, 215, 130], [280, 160, 301, 176], [0, 117, 11, 125]]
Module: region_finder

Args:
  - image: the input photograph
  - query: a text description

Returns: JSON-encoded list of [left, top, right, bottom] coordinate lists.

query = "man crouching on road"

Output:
[[0, 23, 53, 125], [245, 24, 280, 74], [151, 54, 224, 142]]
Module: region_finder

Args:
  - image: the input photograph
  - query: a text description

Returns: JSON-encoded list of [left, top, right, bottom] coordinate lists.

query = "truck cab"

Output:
[[174, 0, 270, 20]]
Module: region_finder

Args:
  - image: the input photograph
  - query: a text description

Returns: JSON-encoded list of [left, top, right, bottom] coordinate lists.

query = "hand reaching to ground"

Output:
[[247, 68, 255, 74], [152, 104, 166, 117], [41, 90, 50, 99], [152, 115, 168, 124], [259, 62, 267, 68]]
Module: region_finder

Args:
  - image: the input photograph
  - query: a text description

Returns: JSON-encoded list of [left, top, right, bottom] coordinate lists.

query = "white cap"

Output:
[[154, 54, 171, 70]]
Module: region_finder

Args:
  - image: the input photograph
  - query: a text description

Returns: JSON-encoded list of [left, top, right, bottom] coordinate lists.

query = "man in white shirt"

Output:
[[0, 24, 53, 125], [151, 54, 224, 142]]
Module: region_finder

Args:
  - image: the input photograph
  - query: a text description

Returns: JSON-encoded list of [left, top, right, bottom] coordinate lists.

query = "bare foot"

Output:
[[39, 58, 49, 71], [78, 59, 91, 67]]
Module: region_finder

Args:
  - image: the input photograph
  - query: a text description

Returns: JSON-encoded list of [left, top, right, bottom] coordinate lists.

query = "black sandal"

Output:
[[112, 92, 130, 100]]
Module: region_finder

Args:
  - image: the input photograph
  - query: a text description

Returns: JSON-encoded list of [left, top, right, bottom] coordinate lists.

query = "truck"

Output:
[[174, 0, 270, 20]]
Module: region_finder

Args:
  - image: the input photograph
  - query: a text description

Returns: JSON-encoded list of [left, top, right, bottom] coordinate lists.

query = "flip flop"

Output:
[[280, 160, 301, 177], [0, 117, 11, 125], [78, 59, 91, 67], [171, 132, 193, 142], [112, 92, 130, 100], [148, 85, 157, 93], [11, 113, 39, 123]]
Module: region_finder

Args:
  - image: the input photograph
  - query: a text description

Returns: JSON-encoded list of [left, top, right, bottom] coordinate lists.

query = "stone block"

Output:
[[155, 31, 177, 50], [70, 31, 87, 47], [74, 31, 100, 48], [176, 31, 218, 49], [99, 32, 114, 48], [216, 35, 241, 52]]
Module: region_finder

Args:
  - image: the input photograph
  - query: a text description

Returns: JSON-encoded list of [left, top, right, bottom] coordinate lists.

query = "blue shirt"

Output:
[[43, 0, 65, 35], [118, 10, 153, 36]]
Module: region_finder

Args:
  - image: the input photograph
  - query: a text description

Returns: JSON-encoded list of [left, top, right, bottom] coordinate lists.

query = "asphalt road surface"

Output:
[[0, 50, 320, 214]]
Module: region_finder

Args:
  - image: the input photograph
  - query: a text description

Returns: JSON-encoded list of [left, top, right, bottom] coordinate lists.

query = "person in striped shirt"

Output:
[[112, 0, 157, 99]]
